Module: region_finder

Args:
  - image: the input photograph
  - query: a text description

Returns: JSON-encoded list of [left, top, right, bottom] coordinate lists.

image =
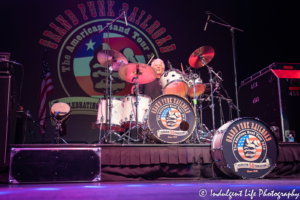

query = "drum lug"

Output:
[[221, 145, 223, 151], [227, 164, 230, 169], [241, 176, 247, 180], [255, 117, 260, 121], [167, 79, 169, 83]]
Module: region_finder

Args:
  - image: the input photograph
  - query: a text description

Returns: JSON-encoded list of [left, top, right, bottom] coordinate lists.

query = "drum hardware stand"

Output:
[[122, 112, 133, 144], [132, 65, 140, 141], [98, 11, 126, 143], [205, 12, 243, 118], [53, 119, 68, 144], [190, 72, 201, 144], [200, 57, 223, 134], [98, 115, 104, 144]]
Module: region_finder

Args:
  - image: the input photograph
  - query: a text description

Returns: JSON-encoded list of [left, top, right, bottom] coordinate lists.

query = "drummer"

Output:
[[131, 58, 165, 100]]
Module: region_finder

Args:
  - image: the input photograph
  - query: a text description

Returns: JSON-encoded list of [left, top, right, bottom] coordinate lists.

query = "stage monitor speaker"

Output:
[[9, 146, 101, 183], [239, 63, 300, 142], [0, 75, 11, 167]]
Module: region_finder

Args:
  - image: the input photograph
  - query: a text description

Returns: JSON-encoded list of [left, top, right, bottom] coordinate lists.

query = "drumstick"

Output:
[[147, 54, 155, 65], [181, 63, 184, 74]]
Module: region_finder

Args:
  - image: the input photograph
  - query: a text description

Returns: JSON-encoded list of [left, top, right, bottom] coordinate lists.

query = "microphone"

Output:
[[123, 10, 128, 26], [54, 111, 60, 118], [167, 60, 173, 70], [0, 58, 22, 65], [204, 13, 210, 31]]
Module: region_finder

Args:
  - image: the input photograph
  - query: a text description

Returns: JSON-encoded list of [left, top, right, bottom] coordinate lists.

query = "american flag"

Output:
[[38, 49, 54, 134], [238, 135, 262, 161]]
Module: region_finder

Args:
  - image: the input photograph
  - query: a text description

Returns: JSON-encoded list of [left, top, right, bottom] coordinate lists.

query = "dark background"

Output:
[[0, 0, 298, 143]]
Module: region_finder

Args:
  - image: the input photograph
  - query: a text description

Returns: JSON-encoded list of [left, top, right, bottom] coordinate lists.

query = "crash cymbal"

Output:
[[118, 63, 157, 84], [97, 50, 128, 71], [188, 46, 215, 68]]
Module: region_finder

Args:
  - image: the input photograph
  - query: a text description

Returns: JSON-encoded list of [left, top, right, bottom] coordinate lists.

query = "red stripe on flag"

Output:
[[38, 50, 54, 135]]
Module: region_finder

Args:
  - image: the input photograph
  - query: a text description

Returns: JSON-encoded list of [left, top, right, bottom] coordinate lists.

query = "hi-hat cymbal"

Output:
[[118, 63, 157, 84], [97, 50, 128, 71], [188, 46, 215, 68]]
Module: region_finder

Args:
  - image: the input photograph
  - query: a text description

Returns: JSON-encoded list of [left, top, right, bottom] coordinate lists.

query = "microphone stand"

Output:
[[207, 15, 243, 118]]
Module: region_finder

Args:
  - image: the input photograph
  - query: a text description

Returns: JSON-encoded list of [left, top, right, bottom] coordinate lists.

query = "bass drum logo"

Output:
[[148, 94, 196, 143], [161, 107, 182, 129], [220, 118, 278, 178]]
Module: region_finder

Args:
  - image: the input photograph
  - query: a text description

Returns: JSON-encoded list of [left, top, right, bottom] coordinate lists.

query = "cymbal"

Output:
[[188, 46, 215, 68], [118, 63, 157, 84], [97, 50, 128, 71]]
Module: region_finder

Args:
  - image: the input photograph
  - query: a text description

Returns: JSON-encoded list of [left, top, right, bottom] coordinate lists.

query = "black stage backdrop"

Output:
[[0, 0, 298, 144]]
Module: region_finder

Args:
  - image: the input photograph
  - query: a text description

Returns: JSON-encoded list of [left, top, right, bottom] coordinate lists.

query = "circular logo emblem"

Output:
[[148, 95, 195, 143], [237, 135, 262, 162], [221, 118, 278, 178], [161, 108, 182, 129], [57, 19, 159, 97]]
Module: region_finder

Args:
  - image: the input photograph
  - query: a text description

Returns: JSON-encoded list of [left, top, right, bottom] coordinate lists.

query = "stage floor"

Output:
[[1, 179, 300, 200]]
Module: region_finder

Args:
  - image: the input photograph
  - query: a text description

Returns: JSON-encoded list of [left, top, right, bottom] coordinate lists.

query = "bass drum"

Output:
[[211, 118, 278, 179], [147, 94, 196, 143]]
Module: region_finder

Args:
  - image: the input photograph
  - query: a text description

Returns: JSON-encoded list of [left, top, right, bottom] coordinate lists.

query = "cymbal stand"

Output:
[[99, 64, 118, 144], [190, 73, 201, 143], [201, 58, 223, 133], [133, 64, 140, 140], [99, 11, 125, 143]]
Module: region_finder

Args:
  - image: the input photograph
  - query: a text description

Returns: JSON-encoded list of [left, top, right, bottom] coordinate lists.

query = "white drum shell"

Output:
[[187, 78, 205, 97], [159, 70, 188, 97], [97, 98, 123, 126], [121, 94, 152, 125]]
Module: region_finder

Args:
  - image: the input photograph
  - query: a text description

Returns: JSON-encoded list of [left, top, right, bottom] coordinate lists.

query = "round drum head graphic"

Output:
[[148, 95, 195, 143], [219, 118, 278, 179]]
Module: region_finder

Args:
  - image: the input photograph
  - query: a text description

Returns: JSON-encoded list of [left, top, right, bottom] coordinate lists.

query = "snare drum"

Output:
[[121, 94, 152, 128], [96, 97, 124, 132], [187, 78, 206, 97], [147, 94, 196, 143], [211, 118, 278, 179], [159, 69, 188, 97]]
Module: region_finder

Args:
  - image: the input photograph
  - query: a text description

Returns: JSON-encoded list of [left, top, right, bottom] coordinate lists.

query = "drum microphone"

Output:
[[204, 12, 210, 31], [54, 111, 60, 117]]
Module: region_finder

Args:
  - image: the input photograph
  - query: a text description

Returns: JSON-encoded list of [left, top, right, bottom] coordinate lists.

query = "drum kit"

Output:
[[95, 45, 234, 144], [94, 45, 279, 179]]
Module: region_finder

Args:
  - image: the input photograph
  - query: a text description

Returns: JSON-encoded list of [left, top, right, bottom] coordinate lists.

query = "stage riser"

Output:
[[9, 147, 101, 183], [7, 144, 300, 183]]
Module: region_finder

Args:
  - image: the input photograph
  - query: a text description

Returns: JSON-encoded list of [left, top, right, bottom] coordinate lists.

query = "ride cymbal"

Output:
[[188, 46, 215, 68], [97, 49, 128, 71], [118, 63, 157, 84]]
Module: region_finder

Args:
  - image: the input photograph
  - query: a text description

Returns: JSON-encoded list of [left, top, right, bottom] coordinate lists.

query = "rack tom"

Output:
[[159, 69, 188, 97]]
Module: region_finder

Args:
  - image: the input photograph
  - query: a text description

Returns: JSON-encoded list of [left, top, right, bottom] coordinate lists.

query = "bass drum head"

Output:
[[148, 94, 196, 143], [220, 118, 278, 179]]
